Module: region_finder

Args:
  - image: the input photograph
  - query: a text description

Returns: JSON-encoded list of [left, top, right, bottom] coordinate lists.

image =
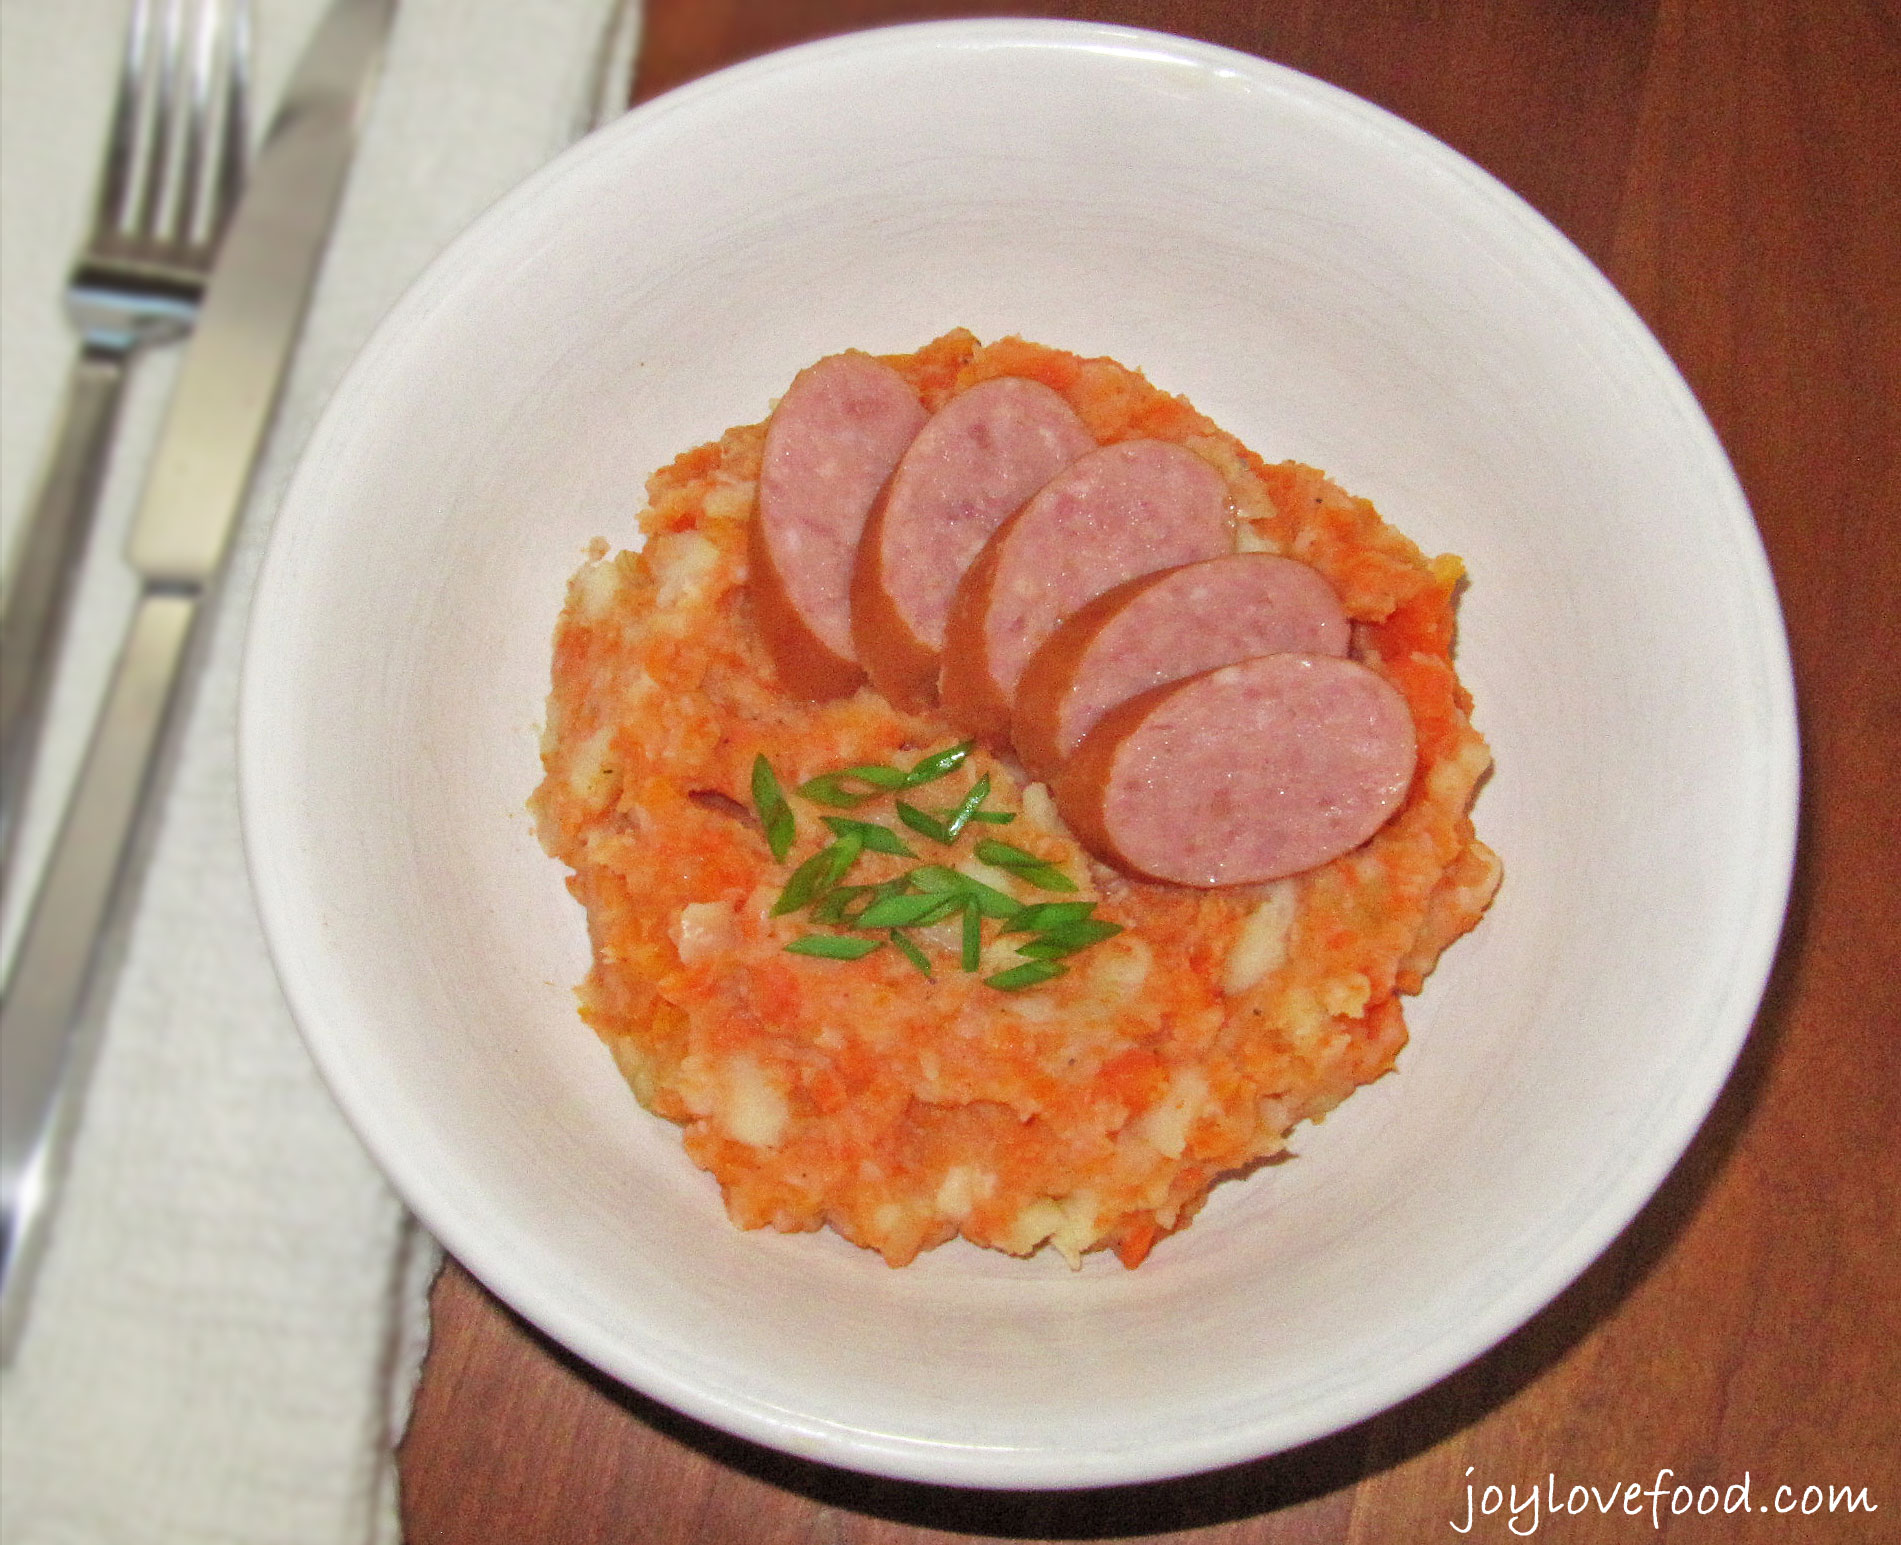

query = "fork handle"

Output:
[[0, 590, 197, 1361], [0, 348, 129, 874]]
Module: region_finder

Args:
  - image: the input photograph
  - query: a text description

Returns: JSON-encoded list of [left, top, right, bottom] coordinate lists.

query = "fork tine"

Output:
[[209, 0, 250, 243], [176, 0, 211, 246], [94, 0, 157, 233], [174, 0, 249, 251], [128, 0, 185, 241]]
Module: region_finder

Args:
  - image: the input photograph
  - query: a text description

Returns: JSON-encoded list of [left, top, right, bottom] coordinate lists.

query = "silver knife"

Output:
[[0, 0, 397, 1362]]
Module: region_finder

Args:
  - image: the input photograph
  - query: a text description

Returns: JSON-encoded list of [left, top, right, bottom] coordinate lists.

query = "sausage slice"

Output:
[[1055, 653, 1417, 886], [939, 440, 1230, 746], [852, 377, 1094, 713], [1012, 554, 1351, 782], [750, 352, 926, 698]]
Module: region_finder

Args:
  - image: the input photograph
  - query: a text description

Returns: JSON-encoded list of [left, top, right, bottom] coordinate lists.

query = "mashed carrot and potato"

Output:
[[530, 331, 1499, 1269]]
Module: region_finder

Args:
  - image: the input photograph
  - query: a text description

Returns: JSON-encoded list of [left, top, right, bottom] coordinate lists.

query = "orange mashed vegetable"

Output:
[[531, 332, 1500, 1269]]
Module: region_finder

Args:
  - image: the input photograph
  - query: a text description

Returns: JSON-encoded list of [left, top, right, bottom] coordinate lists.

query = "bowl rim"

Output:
[[239, 15, 1799, 1489]]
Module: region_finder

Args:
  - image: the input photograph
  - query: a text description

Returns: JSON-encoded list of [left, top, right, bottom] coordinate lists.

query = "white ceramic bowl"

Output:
[[240, 21, 1796, 1488]]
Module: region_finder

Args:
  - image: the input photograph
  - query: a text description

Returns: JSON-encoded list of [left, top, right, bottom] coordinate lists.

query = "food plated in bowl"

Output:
[[531, 329, 1500, 1271], [239, 20, 1796, 1488]]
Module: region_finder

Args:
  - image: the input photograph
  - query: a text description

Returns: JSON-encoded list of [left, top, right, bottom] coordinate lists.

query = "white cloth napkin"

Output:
[[0, 1, 635, 1539]]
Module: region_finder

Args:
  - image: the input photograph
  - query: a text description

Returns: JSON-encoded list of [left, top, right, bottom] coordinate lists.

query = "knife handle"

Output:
[[0, 349, 129, 876], [0, 590, 196, 1362]]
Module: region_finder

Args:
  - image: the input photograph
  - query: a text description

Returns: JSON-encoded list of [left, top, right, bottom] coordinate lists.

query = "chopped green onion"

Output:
[[986, 959, 1068, 991], [889, 931, 933, 978], [899, 741, 973, 788], [1022, 865, 1077, 892], [762, 744, 1123, 977], [820, 816, 914, 857], [797, 763, 910, 808], [810, 884, 870, 925], [1003, 902, 1098, 934], [894, 800, 953, 844], [771, 834, 864, 915], [909, 866, 1023, 920], [974, 838, 1050, 869], [963, 878, 1024, 921], [772, 847, 833, 915], [940, 807, 1015, 825], [839, 875, 907, 924], [856, 891, 960, 929], [1014, 920, 1124, 960], [915, 895, 966, 929], [942, 774, 991, 841], [906, 865, 962, 892], [1041, 918, 1124, 948], [974, 839, 1078, 892], [818, 832, 865, 893], [785, 934, 885, 960], [751, 754, 796, 862]]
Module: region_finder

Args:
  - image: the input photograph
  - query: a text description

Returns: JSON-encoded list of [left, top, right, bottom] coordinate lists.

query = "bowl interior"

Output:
[[240, 21, 1795, 1487]]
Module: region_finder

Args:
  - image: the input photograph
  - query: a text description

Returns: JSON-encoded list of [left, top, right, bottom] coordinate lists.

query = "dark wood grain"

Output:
[[401, 2, 1901, 1539]]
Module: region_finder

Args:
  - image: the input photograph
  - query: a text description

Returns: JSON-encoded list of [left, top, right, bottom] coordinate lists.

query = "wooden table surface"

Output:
[[399, 3, 1900, 1539]]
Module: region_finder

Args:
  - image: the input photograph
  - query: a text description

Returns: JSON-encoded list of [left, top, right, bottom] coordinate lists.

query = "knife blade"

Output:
[[0, 0, 397, 1362]]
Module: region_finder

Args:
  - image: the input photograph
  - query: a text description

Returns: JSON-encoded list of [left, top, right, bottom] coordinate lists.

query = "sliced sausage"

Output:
[[852, 377, 1095, 713], [750, 352, 927, 698], [1012, 554, 1351, 782], [1055, 653, 1417, 887], [939, 439, 1230, 746]]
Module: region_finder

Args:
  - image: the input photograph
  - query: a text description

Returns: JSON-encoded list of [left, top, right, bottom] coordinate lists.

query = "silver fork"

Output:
[[0, 0, 249, 874]]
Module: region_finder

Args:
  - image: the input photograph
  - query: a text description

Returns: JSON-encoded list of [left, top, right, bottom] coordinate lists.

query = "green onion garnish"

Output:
[[986, 959, 1068, 991], [895, 800, 953, 844], [974, 839, 1078, 892], [786, 934, 885, 960], [966, 879, 1027, 919], [751, 754, 795, 862], [820, 816, 913, 857], [1014, 919, 1124, 960], [771, 834, 864, 915], [899, 741, 973, 788], [772, 847, 834, 915], [973, 839, 1052, 870], [1002, 902, 1098, 934], [818, 832, 864, 892], [758, 746, 1119, 976], [840, 875, 908, 924], [909, 866, 1023, 920], [941, 774, 991, 841], [889, 931, 933, 978], [797, 763, 910, 808], [794, 741, 972, 807], [856, 891, 960, 929], [810, 884, 869, 925]]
